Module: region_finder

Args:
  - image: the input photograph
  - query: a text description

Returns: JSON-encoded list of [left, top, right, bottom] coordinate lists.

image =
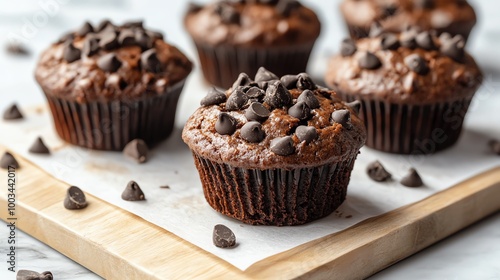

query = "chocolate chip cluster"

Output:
[[59, 20, 164, 74], [200, 68, 357, 156], [341, 25, 467, 75]]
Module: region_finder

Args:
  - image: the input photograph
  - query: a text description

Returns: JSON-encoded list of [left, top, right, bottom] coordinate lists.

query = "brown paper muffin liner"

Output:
[[192, 154, 357, 226], [44, 80, 186, 151], [193, 42, 316, 89], [337, 92, 473, 154]]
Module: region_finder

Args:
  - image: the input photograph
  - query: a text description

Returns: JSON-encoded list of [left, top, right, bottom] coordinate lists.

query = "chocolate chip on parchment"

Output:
[[0, 152, 19, 169], [381, 33, 400, 50], [215, 113, 237, 135], [122, 181, 146, 201], [240, 121, 265, 143], [295, 125, 317, 144], [405, 54, 429, 75], [280, 74, 298, 89], [213, 224, 236, 248], [226, 89, 249, 110], [346, 100, 361, 114], [76, 21, 94, 37], [296, 73, 316, 90], [123, 139, 149, 163], [297, 89, 320, 109], [400, 168, 424, 187], [245, 102, 270, 122], [16, 270, 53, 280], [264, 80, 293, 108], [369, 22, 384, 37], [6, 42, 29, 56], [358, 52, 382, 70], [82, 37, 100, 57], [29, 137, 50, 154], [331, 109, 353, 130], [489, 140, 500, 155], [200, 87, 227, 106], [3, 103, 23, 120], [64, 186, 88, 210], [441, 35, 465, 63], [118, 29, 137, 46], [63, 42, 81, 63], [340, 38, 357, 57], [141, 49, 162, 73], [288, 101, 311, 120], [416, 31, 436, 50], [270, 136, 295, 156], [255, 67, 279, 82], [97, 53, 122, 72], [366, 161, 392, 182]]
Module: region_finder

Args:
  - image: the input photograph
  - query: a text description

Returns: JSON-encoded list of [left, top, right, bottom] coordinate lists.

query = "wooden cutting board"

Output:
[[1, 147, 499, 279]]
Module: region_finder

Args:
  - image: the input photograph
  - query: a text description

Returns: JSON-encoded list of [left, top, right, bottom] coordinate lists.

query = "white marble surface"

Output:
[[0, 0, 499, 279]]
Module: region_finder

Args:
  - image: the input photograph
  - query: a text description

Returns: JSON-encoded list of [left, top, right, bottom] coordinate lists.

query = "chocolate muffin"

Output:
[[325, 29, 482, 154], [184, 0, 321, 88], [35, 20, 193, 150], [340, 0, 477, 42], [182, 68, 366, 226]]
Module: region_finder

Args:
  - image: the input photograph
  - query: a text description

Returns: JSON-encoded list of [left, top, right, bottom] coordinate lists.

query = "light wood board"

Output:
[[1, 147, 499, 280]]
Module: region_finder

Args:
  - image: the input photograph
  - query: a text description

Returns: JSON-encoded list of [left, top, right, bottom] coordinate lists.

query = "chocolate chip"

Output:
[[331, 109, 353, 130], [288, 102, 311, 120], [400, 30, 417, 49], [264, 80, 293, 108], [240, 121, 265, 143], [57, 32, 74, 44], [245, 102, 270, 122], [366, 161, 392, 182], [383, 4, 398, 17], [118, 29, 137, 46], [187, 2, 203, 13], [64, 186, 88, 210], [146, 30, 164, 41], [276, 0, 300, 17], [270, 136, 295, 156], [29, 137, 50, 154], [295, 125, 317, 144], [489, 140, 500, 155], [226, 89, 249, 110], [296, 73, 316, 90], [245, 87, 265, 99], [76, 21, 94, 36], [96, 19, 113, 32], [405, 54, 429, 75], [217, 4, 240, 24], [82, 37, 100, 57], [441, 35, 465, 63], [135, 31, 154, 50], [215, 113, 237, 135], [297, 89, 320, 109], [0, 152, 19, 169], [232, 73, 254, 90], [6, 42, 29, 56], [340, 38, 357, 57], [369, 22, 384, 37], [381, 33, 400, 50], [16, 270, 53, 280], [254, 67, 279, 82], [123, 139, 149, 163], [201, 87, 227, 106], [280, 75, 298, 89], [122, 20, 143, 29], [141, 49, 163, 73], [416, 31, 436, 50], [122, 181, 146, 201], [400, 168, 424, 187], [3, 103, 23, 120], [414, 0, 434, 9], [213, 224, 236, 248], [99, 30, 119, 50], [346, 100, 361, 114], [63, 42, 81, 63], [358, 52, 382, 70], [97, 53, 122, 72]]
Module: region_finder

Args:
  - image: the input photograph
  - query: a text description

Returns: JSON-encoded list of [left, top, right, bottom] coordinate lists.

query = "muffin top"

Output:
[[325, 28, 482, 103], [340, 0, 476, 38], [35, 20, 193, 103], [182, 68, 366, 169], [184, 0, 321, 46]]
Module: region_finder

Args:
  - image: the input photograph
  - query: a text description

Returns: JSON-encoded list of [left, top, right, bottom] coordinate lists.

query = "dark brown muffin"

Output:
[[340, 0, 477, 42], [184, 0, 321, 88], [182, 68, 366, 226], [325, 29, 482, 154], [35, 20, 193, 150]]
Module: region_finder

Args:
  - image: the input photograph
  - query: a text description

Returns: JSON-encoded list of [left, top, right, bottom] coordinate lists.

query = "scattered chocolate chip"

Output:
[[201, 87, 227, 106], [141, 49, 163, 73], [135, 31, 153, 50], [16, 270, 53, 280], [295, 125, 317, 144], [64, 186, 88, 210], [226, 89, 249, 110], [280, 75, 298, 89], [346, 100, 361, 114], [366, 161, 392, 182], [297, 89, 320, 109], [405, 54, 429, 75], [414, 0, 434, 9], [29, 137, 50, 154], [400, 168, 424, 187], [331, 109, 353, 130], [6, 42, 29, 56], [489, 140, 500, 155], [0, 152, 19, 169], [270, 136, 295, 156], [187, 2, 203, 13], [123, 139, 149, 163], [122, 181, 146, 201], [215, 113, 237, 135], [254, 67, 279, 82], [296, 73, 316, 90], [213, 224, 236, 248], [400, 30, 417, 49], [369, 22, 384, 37], [99, 30, 118, 50], [122, 20, 143, 29], [97, 53, 122, 72], [276, 0, 300, 17], [3, 103, 23, 120], [240, 121, 265, 143], [441, 35, 465, 63], [96, 19, 113, 32], [82, 37, 100, 57], [381, 33, 400, 50], [245, 102, 270, 122], [118, 29, 137, 46], [245, 87, 265, 99], [76, 21, 94, 36], [264, 80, 293, 108], [415, 31, 436, 50], [63, 42, 81, 63], [288, 102, 311, 120], [358, 52, 382, 70], [340, 38, 357, 57]]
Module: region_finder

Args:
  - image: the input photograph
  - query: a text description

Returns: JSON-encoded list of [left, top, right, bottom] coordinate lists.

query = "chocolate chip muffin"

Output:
[[340, 0, 477, 42], [35, 20, 193, 150], [184, 0, 321, 88], [182, 68, 366, 226], [325, 29, 482, 154]]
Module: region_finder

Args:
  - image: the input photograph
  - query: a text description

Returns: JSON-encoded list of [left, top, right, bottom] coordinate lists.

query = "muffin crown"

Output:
[[182, 68, 366, 169], [35, 20, 193, 103], [325, 28, 483, 103], [184, 0, 321, 46]]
